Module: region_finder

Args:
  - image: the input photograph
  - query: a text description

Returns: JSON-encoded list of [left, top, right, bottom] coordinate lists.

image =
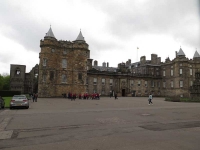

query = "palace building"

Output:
[[10, 27, 200, 97]]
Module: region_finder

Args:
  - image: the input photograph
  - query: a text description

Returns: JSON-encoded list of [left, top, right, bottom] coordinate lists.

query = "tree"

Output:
[[0, 74, 3, 90], [0, 74, 10, 90]]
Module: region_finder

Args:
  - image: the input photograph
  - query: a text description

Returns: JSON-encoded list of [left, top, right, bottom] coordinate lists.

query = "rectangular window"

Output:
[[130, 80, 134, 86], [138, 80, 141, 86], [42, 75, 46, 82], [102, 78, 105, 85], [163, 70, 165, 76], [62, 74, 66, 83], [93, 78, 97, 85], [190, 81, 193, 86], [190, 69, 192, 75], [86, 77, 88, 84], [171, 70, 173, 76], [163, 82, 166, 88], [78, 73, 82, 80], [171, 81, 173, 88], [50, 71, 54, 80], [145, 81, 147, 87], [151, 81, 154, 87], [101, 90, 105, 95], [62, 59, 67, 68], [158, 81, 160, 88], [180, 69, 182, 75], [43, 58, 47, 66], [180, 81, 183, 87], [110, 79, 113, 86]]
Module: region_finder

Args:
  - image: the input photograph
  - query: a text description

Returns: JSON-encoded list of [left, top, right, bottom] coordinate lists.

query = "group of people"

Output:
[[30, 93, 38, 102], [62, 92, 100, 100], [62, 92, 153, 104]]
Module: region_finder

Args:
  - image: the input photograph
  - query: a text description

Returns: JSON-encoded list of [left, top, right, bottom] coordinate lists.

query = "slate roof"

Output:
[[45, 27, 55, 38], [193, 50, 200, 58], [76, 31, 85, 41], [177, 48, 185, 56], [93, 66, 117, 72]]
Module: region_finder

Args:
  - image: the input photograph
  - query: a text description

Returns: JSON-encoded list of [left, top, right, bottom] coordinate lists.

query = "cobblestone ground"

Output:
[[0, 97, 200, 150]]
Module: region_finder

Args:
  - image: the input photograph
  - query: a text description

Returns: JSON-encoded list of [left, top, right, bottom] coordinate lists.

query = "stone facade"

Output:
[[190, 72, 200, 98], [10, 27, 200, 98], [10, 64, 38, 94], [38, 30, 89, 97], [37, 28, 200, 98]]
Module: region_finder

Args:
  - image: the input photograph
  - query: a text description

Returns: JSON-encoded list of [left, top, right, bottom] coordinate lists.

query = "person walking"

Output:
[[32, 93, 35, 102], [35, 93, 38, 102], [114, 93, 118, 100], [148, 93, 153, 105]]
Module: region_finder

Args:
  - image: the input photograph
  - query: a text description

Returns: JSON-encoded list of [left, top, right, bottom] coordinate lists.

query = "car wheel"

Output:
[[26, 106, 29, 109], [10, 107, 12, 109]]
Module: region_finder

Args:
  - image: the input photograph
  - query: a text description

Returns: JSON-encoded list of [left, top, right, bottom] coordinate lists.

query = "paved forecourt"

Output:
[[0, 97, 200, 150]]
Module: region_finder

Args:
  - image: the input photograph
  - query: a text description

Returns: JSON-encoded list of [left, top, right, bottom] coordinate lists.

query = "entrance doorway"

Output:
[[132, 91, 136, 97], [122, 89, 125, 96]]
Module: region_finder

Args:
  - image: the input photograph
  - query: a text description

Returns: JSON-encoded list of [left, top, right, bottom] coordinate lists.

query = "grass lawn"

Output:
[[2, 97, 12, 108]]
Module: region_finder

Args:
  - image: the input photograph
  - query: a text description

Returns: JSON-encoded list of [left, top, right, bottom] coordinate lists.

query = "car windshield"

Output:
[[13, 95, 27, 99]]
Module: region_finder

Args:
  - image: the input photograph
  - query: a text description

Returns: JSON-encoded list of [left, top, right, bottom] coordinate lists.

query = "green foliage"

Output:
[[0, 74, 10, 90], [2, 97, 12, 108]]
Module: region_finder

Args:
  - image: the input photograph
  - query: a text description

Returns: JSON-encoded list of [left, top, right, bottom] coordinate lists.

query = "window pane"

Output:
[[163, 71, 165, 76], [180, 81, 183, 87], [171, 81, 173, 87], [180, 69, 182, 74], [62, 59, 67, 68], [62, 74, 66, 83], [145, 81, 147, 87], [171, 70, 173, 76], [43, 58, 47, 66], [190, 69, 192, 75]]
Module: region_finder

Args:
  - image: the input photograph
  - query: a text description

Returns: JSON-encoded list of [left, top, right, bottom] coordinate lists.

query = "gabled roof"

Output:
[[177, 48, 185, 56], [75, 31, 85, 41], [193, 50, 200, 58], [45, 27, 55, 38]]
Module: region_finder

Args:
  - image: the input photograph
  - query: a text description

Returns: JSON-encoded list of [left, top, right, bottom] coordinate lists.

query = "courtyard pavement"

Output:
[[0, 97, 200, 150]]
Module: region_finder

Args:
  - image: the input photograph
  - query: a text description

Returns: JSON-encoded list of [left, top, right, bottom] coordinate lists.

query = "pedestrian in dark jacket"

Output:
[[114, 93, 118, 100]]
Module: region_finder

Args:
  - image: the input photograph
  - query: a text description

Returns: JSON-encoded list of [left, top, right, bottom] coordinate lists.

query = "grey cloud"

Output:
[[87, 0, 199, 47], [0, 0, 199, 67]]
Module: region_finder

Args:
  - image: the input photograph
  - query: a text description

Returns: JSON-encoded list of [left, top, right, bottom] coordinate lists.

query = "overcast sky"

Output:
[[0, 0, 199, 74]]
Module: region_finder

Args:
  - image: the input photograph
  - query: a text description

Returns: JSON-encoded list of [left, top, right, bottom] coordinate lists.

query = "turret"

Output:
[[193, 50, 200, 61], [177, 47, 185, 57]]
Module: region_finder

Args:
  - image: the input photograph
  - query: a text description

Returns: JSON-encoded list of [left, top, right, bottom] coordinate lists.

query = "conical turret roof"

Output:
[[45, 26, 55, 38], [177, 47, 185, 56], [75, 31, 85, 41], [193, 50, 200, 58]]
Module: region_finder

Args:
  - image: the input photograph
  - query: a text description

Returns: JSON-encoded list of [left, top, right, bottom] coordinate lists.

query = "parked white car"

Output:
[[10, 95, 29, 109]]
